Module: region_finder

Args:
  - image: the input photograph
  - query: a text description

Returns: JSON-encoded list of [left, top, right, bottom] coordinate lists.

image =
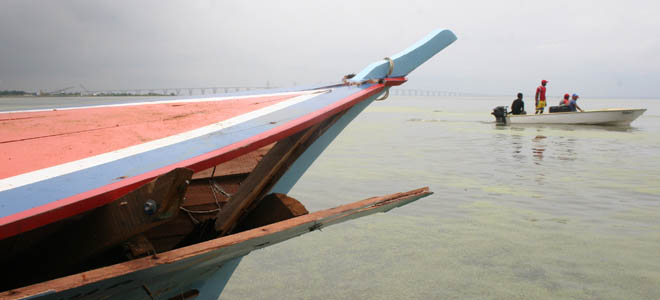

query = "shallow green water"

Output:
[[218, 96, 660, 299], [2, 95, 659, 299]]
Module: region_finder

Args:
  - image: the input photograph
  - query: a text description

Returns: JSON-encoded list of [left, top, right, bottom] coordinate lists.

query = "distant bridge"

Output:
[[82, 85, 507, 98], [85, 86, 271, 96], [388, 88, 506, 97]]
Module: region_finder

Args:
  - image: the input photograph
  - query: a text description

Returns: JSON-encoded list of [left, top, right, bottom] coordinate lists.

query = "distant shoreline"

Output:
[[0, 94, 175, 98]]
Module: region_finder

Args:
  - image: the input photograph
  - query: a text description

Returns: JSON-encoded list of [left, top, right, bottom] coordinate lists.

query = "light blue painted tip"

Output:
[[351, 29, 457, 82]]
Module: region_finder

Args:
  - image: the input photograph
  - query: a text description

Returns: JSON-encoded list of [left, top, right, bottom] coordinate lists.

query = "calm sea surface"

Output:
[[2, 95, 659, 299]]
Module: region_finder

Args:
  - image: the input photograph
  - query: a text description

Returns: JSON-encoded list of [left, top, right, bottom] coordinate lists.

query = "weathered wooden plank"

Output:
[[233, 193, 309, 233], [190, 145, 272, 180], [214, 112, 345, 235], [143, 172, 248, 252], [66, 167, 193, 259]]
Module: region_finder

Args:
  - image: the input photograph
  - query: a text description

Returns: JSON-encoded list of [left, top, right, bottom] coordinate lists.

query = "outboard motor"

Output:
[[491, 106, 508, 125]]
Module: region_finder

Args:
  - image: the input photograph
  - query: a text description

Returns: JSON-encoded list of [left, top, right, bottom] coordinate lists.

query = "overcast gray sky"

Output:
[[1, 0, 659, 98]]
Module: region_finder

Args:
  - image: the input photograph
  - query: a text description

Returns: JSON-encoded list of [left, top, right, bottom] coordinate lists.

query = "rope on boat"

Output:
[[210, 179, 231, 198], [184, 210, 200, 224], [383, 57, 394, 77], [375, 57, 394, 101], [375, 87, 390, 101], [178, 180, 226, 215], [179, 166, 232, 224], [179, 206, 221, 215], [343, 57, 394, 101]]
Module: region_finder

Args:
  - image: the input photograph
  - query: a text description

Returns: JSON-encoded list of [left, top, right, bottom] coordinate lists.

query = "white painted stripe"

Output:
[[0, 90, 330, 193], [0, 90, 317, 114]]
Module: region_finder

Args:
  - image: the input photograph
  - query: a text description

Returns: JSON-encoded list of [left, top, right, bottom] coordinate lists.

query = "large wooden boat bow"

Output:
[[0, 28, 456, 299]]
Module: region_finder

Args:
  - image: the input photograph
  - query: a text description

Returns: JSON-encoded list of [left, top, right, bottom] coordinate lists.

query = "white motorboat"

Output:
[[492, 107, 646, 126]]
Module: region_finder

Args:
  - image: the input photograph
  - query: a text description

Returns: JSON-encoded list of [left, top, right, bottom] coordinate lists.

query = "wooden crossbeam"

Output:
[[214, 112, 345, 235]]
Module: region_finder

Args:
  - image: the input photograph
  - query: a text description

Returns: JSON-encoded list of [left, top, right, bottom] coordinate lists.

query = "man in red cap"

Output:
[[535, 80, 548, 114]]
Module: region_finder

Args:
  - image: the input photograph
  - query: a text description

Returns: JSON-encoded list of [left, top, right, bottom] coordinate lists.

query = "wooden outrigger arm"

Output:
[[3, 187, 432, 300]]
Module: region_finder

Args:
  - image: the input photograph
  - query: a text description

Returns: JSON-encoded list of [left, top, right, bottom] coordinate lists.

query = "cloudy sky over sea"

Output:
[[1, 0, 659, 98]]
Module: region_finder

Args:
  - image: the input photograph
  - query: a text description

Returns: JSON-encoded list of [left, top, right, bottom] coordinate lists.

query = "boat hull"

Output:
[[505, 108, 646, 126]]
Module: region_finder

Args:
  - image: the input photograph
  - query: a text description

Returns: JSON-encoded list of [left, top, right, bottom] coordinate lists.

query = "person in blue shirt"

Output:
[[568, 94, 584, 112]]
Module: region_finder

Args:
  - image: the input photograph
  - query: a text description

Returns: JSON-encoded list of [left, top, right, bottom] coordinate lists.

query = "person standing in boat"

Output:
[[510, 92, 526, 115], [568, 94, 584, 112], [535, 80, 548, 114]]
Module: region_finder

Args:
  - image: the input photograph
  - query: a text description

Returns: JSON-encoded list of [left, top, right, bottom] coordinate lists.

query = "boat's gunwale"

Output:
[[0, 81, 394, 240]]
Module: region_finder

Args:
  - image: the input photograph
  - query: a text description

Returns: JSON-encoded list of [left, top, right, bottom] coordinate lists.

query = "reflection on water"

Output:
[[531, 135, 547, 163], [510, 133, 525, 161], [555, 137, 577, 161]]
